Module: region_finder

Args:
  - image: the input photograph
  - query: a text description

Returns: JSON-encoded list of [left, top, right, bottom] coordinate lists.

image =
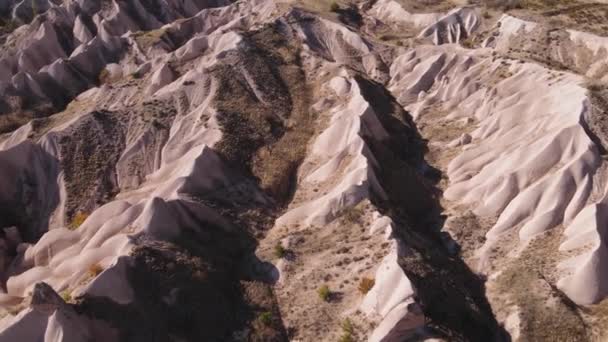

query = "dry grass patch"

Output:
[[87, 263, 104, 278], [357, 277, 375, 295], [395, 0, 455, 13], [213, 23, 315, 203], [69, 212, 89, 230], [493, 231, 589, 341], [340, 205, 364, 225], [338, 318, 356, 342], [132, 28, 168, 50], [471, 0, 573, 11], [61, 290, 73, 303]]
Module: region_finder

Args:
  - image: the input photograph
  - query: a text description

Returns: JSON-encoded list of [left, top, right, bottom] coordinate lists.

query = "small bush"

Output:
[[341, 205, 364, 225], [98, 69, 110, 84], [258, 311, 272, 326], [318, 284, 331, 302], [339, 318, 355, 342], [60, 290, 72, 303], [330, 1, 340, 12], [130, 71, 142, 79], [339, 333, 354, 342], [274, 243, 286, 259], [358, 277, 375, 294], [88, 263, 104, 278], [69, 212, 88, 230], [341, 318, 354, 334]]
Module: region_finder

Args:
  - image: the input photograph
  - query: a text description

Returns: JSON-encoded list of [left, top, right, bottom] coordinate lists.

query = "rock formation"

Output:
[[1, 0, 608, 341]]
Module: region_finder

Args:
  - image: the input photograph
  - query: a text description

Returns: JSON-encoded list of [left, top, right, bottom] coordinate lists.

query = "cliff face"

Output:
[[1, 0, 608, 341]]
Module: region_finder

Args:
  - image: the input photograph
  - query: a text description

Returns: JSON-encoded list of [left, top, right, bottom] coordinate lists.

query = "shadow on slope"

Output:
[[75, 221, 286, 342], [356, 75, 510, 342], [73, 20, 319, 342]]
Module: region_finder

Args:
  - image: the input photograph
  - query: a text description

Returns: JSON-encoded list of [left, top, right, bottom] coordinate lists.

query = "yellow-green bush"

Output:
[[317, 284, 331, 302], [69, 212, 88, 230]]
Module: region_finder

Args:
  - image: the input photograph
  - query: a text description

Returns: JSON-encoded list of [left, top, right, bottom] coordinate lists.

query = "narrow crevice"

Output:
[[355, 75, 509, 342]]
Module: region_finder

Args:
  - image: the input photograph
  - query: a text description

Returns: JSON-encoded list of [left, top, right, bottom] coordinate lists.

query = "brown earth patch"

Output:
[[212, 22, 316, 205]]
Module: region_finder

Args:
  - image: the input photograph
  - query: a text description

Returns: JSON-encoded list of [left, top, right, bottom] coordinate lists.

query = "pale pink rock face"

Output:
[[0, 0, 608, 341]]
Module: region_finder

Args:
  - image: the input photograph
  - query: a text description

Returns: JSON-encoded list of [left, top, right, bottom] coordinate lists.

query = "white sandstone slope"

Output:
[[3, 0, 608, 341], [418, 7, 480, 45], [264, 71, 426, 341], [381, 4, 608, 339]]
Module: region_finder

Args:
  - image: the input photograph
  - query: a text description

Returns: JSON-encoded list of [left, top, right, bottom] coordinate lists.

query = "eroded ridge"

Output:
[[1, 0, 608, 341]]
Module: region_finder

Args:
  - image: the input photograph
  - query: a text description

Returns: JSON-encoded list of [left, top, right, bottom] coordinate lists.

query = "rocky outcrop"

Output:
[[0, 282, 117, 341]]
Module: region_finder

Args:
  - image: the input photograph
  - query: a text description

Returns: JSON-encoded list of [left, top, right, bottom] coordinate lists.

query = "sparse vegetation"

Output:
[[273, 243, 286, 259], [214, 23, 315, 203], [87, 263, 104, 278], [470, 0, 522, 10], [132, 28, 168, 49], [258, 311, 272, 326], [317, 284, 331, 302], [98, 69, 112, 84], [330, 1, 340, 12], [357, 277, 375, 295], [341, 205, 364, 225], [130, 71, 142, 79], [339, 318, 355, 342], [493, 231, 586, 341], [69, 212, 89, 230], [60, 290, 72, 303], [0, 17, 19, 36], [585, 79, 608, 92], [339, 332, 354, 342]]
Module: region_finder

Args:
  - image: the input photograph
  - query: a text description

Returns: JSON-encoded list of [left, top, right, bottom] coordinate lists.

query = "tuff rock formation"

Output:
[[1, 0, 608, 341]]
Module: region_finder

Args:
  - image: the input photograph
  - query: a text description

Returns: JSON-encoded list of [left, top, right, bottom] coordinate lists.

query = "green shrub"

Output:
[[274, 243, 286, 259], [60, 290, 72, 303], [98, 69, 111, 84], [339, 333, 354, 342], [339, 318, 355, 342], [318, 284, 331, 302], [341, 318, 354, 334], [258, 311, 272, 326], [330, 1, 340, 12]]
